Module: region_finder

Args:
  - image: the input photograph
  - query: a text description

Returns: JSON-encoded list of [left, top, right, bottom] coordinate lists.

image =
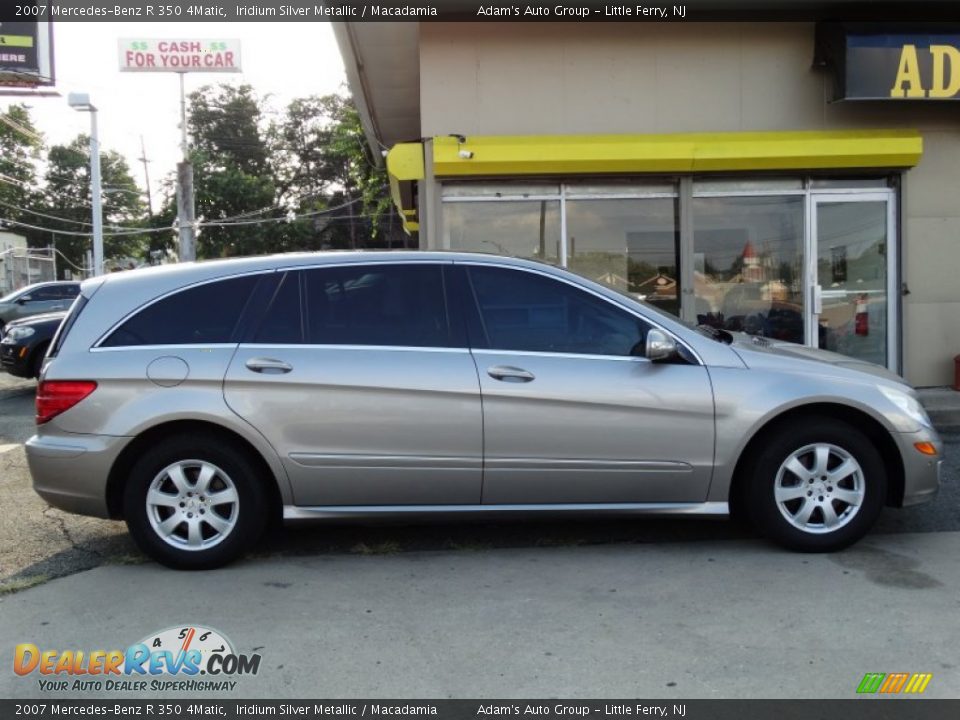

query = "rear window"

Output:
[[48, 295, 88, 358], [101, 275, 259, 347]]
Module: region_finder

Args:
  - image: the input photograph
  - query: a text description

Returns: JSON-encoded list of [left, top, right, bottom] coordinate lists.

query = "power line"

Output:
[[0, 172, 97, 210], [0, 113, 44, 144], [0, 200, 391, 237], [0, 199, 147, 232], [203, 212, 390, 228], [0, 217, 169, 238], [213, 192, 367, 223]]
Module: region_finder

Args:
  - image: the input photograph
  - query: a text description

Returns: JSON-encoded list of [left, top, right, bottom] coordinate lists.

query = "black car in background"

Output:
[[0, 312, 66, 379]]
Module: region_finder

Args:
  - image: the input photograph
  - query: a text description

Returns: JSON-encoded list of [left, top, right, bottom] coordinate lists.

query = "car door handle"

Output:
[[245, 357, 293, 374], [487, 365, 535, 383]]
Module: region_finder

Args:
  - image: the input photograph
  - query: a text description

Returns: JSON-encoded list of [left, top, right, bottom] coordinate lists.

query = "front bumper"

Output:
[[26, 432, 132, 518], [0, 341, 32, 378], [895, 426, 943, 507]]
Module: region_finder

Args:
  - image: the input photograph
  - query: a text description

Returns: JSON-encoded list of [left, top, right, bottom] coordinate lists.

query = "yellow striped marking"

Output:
[[904, 673, 933, 693]]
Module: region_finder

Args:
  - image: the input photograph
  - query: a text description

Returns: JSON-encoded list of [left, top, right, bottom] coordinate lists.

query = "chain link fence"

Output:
[[0, 247, 57, 296]]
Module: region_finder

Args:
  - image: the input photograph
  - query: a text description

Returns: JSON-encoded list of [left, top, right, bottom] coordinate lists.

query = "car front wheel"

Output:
[[747, 418, 886, 552], [123, 435, 267, 569]]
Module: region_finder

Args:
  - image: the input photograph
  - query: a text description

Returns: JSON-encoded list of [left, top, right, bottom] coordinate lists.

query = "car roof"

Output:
[[80, 251, 561, 295]]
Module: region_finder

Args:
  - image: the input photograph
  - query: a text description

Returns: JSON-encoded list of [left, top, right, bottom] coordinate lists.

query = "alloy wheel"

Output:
[[774, 442, 865, 535], [145, 460, 240, 551]]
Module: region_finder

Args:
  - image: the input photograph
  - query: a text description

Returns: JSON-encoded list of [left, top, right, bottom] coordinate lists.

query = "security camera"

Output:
[[458, 149, 474, 159]]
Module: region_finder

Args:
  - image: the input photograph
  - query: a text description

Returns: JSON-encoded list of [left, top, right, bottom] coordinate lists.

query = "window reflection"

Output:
[[566, 198, 680, 316], [816, 202, 887, 366], [443, 201, 560, 263], [693, 196, 805, 343]]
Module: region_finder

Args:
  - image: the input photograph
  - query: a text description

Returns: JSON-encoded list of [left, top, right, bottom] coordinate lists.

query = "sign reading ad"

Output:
[[0, 20, 54, 87], [118, 39, 242, 73], [846, 34, 960, 100]]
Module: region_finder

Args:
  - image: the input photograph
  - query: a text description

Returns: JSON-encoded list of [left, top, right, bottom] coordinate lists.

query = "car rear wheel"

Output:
[[123, 435, 267, 569], [746, 418, 886, 552]]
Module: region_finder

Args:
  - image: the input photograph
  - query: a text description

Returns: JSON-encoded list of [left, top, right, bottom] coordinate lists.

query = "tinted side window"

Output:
[[101, 275, 259, 347], [254, 272, 303, 343], [31, 286, 61, 301], [61, 285, 80, 298], [467, 266, 649, 356], [304, 264, 450, 347]]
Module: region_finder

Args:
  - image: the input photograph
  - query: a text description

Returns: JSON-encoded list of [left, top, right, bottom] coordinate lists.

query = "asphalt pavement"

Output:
[[1, 373, 959, 698], [1, 532, 958, 699]]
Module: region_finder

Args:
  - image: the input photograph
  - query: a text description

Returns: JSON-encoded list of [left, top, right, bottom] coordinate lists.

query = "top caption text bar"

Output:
[[4, 1, 960, 23]]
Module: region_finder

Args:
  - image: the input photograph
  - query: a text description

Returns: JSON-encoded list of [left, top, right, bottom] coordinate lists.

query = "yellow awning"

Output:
[[385, 143, 424, 235], [432, 130, 923, 176]]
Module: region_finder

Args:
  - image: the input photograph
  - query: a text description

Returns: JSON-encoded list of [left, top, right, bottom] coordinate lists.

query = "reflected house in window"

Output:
[[741, 240, 766, 282], [633, 271, 677, 300]]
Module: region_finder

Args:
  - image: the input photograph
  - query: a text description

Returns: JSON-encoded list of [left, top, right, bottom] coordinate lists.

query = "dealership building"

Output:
[[334, 13, 960, 386]]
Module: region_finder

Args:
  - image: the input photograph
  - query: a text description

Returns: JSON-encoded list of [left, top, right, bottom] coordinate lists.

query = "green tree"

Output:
[[272, 93, 391, 249], [0, 105, 43, 233], [167, 84, 396, 259], [40, 135, 148, 274], [183, 84, 276, 257]]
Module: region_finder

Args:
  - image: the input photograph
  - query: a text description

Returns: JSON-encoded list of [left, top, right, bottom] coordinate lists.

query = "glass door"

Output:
[[809, 193, 896, 371]]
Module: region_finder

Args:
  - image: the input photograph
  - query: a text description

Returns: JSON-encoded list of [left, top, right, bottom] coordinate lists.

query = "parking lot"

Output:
[[2, 373, 959, 698]]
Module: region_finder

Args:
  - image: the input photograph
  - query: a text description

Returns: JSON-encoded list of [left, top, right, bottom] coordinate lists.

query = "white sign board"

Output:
[[118, 39, 241, 73]]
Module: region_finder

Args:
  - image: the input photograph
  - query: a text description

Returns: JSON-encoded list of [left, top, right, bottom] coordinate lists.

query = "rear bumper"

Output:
[[895, 427, 942, 508], [26, 432, 131, 518]]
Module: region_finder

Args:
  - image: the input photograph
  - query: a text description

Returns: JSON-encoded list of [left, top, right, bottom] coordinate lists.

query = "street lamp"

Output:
[[67, 92, 104, 277]]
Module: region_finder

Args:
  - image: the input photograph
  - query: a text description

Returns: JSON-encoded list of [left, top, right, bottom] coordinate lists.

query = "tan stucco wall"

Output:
[[418, 22, 960, 386]]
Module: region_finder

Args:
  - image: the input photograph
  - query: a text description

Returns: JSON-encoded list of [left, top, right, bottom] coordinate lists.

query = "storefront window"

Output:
[[815, 201, 888, 367], [438, 177, 896, 370], [566, 198, 680, 316], [692, 196, 805, 343], [443, 200, 561, 263]]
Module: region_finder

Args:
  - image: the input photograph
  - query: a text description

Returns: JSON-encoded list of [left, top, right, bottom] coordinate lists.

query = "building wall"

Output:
[[418, 22, 960, 386]]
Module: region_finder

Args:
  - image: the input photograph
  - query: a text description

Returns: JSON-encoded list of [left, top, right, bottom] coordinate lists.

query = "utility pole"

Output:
[[176, 73, 196, 262], [138, 135, 154, 219]]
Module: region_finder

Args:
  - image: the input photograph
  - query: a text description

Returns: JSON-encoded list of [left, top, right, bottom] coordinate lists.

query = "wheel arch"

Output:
[[728, 403, 905, 519], [105, 419, 284, 523]]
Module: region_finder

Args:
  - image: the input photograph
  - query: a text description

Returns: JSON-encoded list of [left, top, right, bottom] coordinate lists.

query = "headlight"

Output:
[[879, 386, 932, 429], [3, 326, 35, 341]]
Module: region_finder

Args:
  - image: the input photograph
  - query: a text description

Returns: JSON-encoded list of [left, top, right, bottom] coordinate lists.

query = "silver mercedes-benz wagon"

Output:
[[27, 252, 941, 568]]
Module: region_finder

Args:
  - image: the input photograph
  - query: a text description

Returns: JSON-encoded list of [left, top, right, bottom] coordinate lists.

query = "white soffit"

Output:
[[332, 22, 421, 159]]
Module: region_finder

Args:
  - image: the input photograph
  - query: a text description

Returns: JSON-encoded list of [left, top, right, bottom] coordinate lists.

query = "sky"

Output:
[[1, 21, 349, 208]]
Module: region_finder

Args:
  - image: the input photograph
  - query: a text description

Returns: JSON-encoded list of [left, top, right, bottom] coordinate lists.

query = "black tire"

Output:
[[746, 418, 886, 552], [123, 434, 268, 569], [30, 342, 49, 379]]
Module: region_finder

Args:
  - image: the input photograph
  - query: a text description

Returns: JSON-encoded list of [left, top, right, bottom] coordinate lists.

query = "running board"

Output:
[[283, 501, 729, 521]]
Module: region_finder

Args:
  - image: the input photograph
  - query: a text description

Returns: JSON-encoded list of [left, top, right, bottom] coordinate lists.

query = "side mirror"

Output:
[[645, 329, 679, 362], [16, 295, 31, 305]]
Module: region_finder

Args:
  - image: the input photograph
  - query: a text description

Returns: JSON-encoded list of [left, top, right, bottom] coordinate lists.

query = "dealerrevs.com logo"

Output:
[[14, 625, 261, 693]]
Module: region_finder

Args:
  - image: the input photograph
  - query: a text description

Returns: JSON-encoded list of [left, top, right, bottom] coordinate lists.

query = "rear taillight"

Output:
[[36, 381, 98, 425]]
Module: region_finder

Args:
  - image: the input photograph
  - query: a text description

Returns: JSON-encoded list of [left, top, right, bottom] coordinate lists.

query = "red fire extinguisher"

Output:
[[854, 294, 869, 336]]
